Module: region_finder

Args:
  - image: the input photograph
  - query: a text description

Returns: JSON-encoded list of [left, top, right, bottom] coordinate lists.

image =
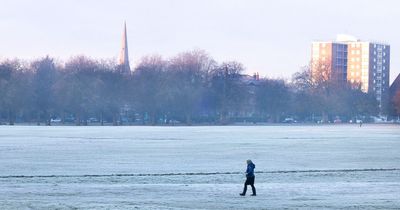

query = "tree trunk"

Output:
[[37, 112, 41, 125], [113, 113, 118, 126], [274, 113, 281, 123], [8, 109, 14, 125], [151, 112, 156, 126], [219, 108, 227, 125], [186, 113, 192, 126], [100, 111, 104, 126], [119, 114, 123, 126], [62, 112, 65, 125], [75, 113, 81, 126], [45, 111, 51, 126], [82, 113, 88, 126], [322, 111, 328, 123]]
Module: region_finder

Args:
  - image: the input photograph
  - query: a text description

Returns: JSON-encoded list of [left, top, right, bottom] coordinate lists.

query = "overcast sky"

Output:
[[1, 0, 399, 83]]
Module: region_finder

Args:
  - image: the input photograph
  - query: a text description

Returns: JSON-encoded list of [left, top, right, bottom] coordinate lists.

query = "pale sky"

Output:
[[1, 0, 399, 83]]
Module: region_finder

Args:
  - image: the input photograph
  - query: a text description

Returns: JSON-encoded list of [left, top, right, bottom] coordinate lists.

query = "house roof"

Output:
[[390, 73, 400, 97]]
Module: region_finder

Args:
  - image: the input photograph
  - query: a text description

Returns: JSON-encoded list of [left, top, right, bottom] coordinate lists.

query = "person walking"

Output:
[[240, 159, 256, 196]]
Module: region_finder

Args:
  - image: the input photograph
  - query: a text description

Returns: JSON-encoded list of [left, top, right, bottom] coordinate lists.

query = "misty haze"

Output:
[[1, 0, 400, 209]]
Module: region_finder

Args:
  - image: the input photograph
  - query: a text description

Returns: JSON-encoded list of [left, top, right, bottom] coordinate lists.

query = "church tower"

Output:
[[118, 22, 130, 73]]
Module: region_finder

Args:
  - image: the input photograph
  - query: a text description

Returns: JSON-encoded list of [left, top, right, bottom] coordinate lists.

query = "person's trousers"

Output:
[[242, 176, 256, 195]]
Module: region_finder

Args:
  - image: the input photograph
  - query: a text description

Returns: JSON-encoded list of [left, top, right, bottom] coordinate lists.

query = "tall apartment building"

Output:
[[311, 35, 390, 112], [311, 42, 348, 83]]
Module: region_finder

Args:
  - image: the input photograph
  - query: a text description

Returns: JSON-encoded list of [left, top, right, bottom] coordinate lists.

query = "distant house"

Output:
[[239, 73, 261, 87], [389, 73, 400, 116]]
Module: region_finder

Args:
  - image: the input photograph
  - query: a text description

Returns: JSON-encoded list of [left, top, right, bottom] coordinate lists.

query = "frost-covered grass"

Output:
[[0, 125, 399, 209]]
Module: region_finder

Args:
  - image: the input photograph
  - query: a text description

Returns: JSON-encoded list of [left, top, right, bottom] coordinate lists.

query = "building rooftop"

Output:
[[336, 34, 359, 42], [313, 35, 389, 46]]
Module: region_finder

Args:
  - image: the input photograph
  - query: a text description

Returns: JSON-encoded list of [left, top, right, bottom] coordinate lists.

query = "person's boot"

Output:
[[240, 186, 247, 196], [251, 187, 256, 196]]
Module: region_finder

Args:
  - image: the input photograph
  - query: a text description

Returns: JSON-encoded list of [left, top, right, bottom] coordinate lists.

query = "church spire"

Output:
[[119, 21, 130, 73]]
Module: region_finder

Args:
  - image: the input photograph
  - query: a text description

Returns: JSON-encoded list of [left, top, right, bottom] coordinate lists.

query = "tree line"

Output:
[[0, 49, 396, 126]]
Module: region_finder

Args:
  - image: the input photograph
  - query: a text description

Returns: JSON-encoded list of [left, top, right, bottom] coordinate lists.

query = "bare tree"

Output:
[[0, 59, 32, 125], [167, 49, 215, 125], [255, 79, 290, 122], [59, 56, 102, 125], [132, 55, 167, 125], [96, 60, 126, 126], [31, 56, 58, 125], [0, 51, 383, 125], [209, 61, 247, 124]]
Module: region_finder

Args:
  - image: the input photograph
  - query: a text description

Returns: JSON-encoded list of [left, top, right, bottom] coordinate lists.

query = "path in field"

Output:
[[1, 169, 399, 209]]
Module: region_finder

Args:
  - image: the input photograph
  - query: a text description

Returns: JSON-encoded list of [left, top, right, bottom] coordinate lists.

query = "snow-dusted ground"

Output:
[[0, 125, 399, 209]]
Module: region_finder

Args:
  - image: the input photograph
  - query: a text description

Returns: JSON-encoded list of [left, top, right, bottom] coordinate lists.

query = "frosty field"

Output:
[[0, 125, 399, 209]]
